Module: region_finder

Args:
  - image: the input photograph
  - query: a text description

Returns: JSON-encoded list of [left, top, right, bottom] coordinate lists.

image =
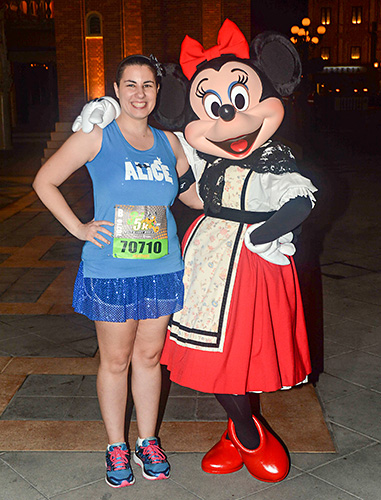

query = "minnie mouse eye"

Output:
[[230, 84, 249, 111], [203, 92, 222, 120]]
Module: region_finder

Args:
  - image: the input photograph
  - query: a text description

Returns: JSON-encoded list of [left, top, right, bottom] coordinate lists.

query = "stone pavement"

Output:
[[0, 140, 380, 499]]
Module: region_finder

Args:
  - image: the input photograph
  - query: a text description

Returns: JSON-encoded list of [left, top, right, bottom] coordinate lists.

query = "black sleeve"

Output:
[[249, 196, 312, 245]]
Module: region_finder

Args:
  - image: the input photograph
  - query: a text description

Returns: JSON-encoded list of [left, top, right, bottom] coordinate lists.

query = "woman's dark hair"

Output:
[[115, 55, 163, 86]]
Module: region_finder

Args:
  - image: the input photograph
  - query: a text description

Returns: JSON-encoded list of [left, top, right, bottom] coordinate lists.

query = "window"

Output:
[[352, 7, 362, 24], [19, 1, 28, 14], [85, 12, 105, 100], [29, 0, 38, 16], [321, 7, 331, 25], [321, 47, 330, 61], [87, 13, 102, 36], [350, 46, 361, 60]]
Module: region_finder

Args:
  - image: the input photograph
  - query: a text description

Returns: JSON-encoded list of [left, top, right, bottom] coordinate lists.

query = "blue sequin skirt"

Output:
[[72, 262, 184, 322]]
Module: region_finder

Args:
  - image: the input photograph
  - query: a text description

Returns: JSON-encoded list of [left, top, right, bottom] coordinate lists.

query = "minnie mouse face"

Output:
[[153, 21, 301, 156], [185, 60, 284, 160]]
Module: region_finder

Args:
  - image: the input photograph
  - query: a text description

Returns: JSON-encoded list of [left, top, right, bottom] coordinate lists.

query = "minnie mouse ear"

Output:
[[153, 63, 191, 130], [250, 32, 302, 96]]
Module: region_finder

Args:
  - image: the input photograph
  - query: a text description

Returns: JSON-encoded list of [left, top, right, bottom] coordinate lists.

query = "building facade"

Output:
[[1, 1, 56, 147], [54, 0, 251, 122], [304, 0, 381, 106], [308, 0, 380, 66], [2, 0, 380, 149]]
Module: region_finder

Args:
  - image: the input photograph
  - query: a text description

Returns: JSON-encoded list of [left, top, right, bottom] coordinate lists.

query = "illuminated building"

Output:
[[53, 0, 251, 123], [308, 0, 380, 66], [307, 0, 381, 107]]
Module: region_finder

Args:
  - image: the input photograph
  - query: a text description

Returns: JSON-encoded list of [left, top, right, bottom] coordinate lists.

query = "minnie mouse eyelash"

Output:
[[196, 85, 207, 98], [195, 73, 248, 99], [195, 78, 208, 98], [236, 74, 248, 85]]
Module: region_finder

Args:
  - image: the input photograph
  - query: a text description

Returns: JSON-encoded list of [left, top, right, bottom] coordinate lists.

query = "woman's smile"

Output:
[[132, 101, 148, 108]]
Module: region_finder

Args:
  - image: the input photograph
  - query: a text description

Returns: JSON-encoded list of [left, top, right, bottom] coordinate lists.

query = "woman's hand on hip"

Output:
[[75, 220, 114, 247]]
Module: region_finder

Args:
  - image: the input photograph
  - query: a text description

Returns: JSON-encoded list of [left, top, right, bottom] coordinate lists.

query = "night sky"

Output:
[[251, 0, 308, 36]]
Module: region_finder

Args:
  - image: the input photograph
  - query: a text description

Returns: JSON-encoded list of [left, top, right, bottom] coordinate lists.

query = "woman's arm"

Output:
[[178, 182, 204, 210], [164, 131, 204, 210], [33, 127, 113, 248]]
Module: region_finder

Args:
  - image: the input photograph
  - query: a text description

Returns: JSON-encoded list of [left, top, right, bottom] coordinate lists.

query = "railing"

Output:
[[2, 1, 54, 20], [334, 96, 369, 111]]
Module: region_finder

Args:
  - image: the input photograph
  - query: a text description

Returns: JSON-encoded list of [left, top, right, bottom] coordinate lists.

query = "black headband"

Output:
[[122, 54, 164, 77]]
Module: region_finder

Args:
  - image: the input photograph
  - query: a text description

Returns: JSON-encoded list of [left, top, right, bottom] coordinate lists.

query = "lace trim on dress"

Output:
[[279, 186, 317, 209], [198, 140, 299, 214]]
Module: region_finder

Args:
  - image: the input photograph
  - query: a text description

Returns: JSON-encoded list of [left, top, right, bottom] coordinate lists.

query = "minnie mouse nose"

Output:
[[218, 104, 236, 121]]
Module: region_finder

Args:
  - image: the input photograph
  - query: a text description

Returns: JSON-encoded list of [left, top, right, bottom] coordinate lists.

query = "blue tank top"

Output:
[[81, 120, 183, 278]]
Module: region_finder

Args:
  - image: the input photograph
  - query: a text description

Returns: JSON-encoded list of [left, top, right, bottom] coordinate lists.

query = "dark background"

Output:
[[251, 0, 308, 35]]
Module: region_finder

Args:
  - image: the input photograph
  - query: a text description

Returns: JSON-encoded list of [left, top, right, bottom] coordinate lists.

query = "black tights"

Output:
[[215, 393, 260, 450]]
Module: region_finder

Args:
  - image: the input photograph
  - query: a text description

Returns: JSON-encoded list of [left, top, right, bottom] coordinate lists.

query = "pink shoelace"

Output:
[[142, 441, 166, 464], [108, 447, 129, 470]]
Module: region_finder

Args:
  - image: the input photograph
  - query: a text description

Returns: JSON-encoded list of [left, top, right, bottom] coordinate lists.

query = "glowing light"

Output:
[[311, 37, 319, 44], [85, 37, 105, 100], [320, 47, 330, 61], [351, 46, 361, 60], [20, 1, 28, 14], [352, 8, 362, 25], [302, 18, 311, 27], [374, 62, 379, 68], [290, 37, 298, 44], [317, 26, 326, 35], [321, 7, 331, 25], [298, 28, 306, 36], [354, 89, 358, 93], [335, 88, 340, 92], [291, 25, 300, 34], [363, 88, 368, 92]]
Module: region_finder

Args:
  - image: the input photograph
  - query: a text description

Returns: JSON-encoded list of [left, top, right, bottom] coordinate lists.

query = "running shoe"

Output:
[[133, 437, 170, 480], [105, 443, 135, 488]]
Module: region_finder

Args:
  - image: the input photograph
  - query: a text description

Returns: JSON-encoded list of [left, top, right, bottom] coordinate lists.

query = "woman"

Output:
[[33, 55, 202, 489]]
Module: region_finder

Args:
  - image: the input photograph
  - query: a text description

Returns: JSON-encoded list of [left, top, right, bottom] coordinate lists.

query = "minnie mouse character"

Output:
[[74, 19, 317, 482]]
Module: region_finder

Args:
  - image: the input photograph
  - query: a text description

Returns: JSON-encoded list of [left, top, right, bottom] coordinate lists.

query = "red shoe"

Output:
[[228, 416, 290, 482], [201, 430, 243, 474]]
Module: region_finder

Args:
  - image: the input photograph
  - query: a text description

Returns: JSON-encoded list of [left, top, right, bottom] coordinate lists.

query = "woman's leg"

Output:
[[95, 319, 138, 444], [215, 393, 260, 449], [130, 314, 170, 439]]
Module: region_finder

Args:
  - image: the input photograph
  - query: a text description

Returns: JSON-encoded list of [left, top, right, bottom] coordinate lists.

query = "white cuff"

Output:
[[244, 223, 294, 265]]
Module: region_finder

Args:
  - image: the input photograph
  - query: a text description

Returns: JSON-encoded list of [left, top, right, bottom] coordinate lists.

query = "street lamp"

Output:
[[290, 17, 326, 61]]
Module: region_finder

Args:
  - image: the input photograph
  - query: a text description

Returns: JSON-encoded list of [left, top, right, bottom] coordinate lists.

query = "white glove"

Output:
[[72, 96, 121, 133], [244, 222, 295, 266]]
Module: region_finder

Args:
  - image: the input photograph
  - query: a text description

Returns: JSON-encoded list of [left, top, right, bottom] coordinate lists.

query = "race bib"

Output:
[[113, 205, 168, 259]]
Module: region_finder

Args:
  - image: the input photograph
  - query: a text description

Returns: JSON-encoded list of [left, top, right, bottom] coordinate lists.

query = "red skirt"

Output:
[[161, 218, 311, 395]]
